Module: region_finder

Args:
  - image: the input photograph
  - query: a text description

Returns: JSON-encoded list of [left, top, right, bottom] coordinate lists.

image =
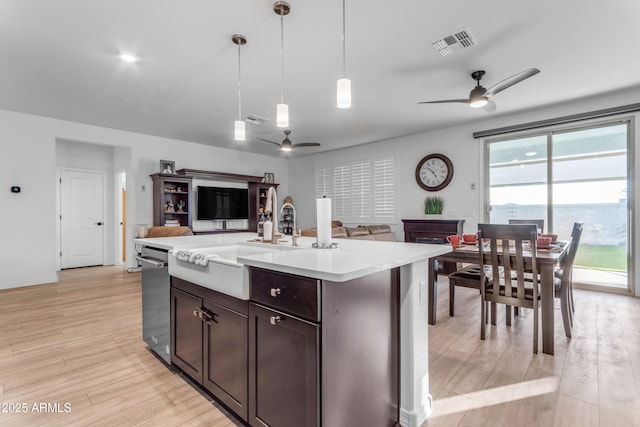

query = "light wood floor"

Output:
[[1, 267, 639, 426], [426, 276, 640, 427], [0, 266, 240, 427]]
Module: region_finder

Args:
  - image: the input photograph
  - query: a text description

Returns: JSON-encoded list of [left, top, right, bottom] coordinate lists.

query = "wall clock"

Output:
[[415, 153, 454, 191]]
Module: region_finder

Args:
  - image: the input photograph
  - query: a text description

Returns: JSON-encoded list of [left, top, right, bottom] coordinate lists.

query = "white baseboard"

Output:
[[400, 393, 433, 427]]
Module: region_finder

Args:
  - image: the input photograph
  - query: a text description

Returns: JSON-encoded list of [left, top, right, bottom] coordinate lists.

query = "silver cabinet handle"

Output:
[[270, 287, 281, 297], [270, 316, 281, 325]]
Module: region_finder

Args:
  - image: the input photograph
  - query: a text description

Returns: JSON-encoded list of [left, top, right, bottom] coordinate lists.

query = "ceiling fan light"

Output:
[[469, 96, 488, 108], [119, 53, 138, 63], [281, 145, 292, 152], [337, 78, 351, 108], [276, 103, 289, 127], [234, 120, 245, 141]]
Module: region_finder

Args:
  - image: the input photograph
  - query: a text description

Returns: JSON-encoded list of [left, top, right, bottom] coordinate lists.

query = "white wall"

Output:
[[288, 87, 640, 297], [1, 109, 289, 289]]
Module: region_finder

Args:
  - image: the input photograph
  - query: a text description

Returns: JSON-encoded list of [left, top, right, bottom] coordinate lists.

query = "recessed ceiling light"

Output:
[[526, 151, 537, 156], [119, 53, 138, 63]]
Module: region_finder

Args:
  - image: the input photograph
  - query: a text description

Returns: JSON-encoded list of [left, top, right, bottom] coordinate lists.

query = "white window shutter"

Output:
[[315, 167, 331, 198], [352, 161, 372, 218], [315, 155, 397, 223], [333, 164, 352, 217], [373, 157, 396, 219]]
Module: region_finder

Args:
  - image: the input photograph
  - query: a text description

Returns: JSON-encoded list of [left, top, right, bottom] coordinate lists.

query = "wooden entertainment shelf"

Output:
[[151, 169, 278, 233]]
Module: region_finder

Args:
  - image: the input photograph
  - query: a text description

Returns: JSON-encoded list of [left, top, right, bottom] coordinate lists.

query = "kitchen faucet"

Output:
[[264, 186, 279, 243]]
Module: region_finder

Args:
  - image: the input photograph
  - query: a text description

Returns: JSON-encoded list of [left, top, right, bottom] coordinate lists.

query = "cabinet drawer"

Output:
[[249, 268, 320, 323]]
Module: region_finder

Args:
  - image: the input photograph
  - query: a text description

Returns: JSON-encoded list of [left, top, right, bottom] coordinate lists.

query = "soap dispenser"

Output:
[[263, 213, 273, 242], [257, 212, 265, 237]]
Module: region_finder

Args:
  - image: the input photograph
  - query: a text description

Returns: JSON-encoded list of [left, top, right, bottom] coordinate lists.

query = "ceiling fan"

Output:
[[258, 130, 321, 152], [418, 68, 540, 112]]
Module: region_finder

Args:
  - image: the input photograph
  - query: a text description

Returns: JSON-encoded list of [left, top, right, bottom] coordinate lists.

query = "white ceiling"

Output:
[[1, 0, 639, 157]]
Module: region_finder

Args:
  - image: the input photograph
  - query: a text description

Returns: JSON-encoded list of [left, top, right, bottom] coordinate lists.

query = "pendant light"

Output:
[[232, 34, 247, 141], [274, 1, 290, 128], [336, 0, 351, 108]]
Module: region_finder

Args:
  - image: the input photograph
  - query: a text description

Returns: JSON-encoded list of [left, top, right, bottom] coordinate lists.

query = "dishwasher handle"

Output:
[[136, 256, 168, 268]]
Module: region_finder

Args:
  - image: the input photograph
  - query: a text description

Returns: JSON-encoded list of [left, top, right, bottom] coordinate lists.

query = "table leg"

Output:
[[540, 263, 555, 355], [428, 257, 438, 325]]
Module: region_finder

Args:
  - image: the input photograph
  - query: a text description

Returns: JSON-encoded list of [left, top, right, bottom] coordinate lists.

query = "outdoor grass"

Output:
[[574, 244, 627, 272]]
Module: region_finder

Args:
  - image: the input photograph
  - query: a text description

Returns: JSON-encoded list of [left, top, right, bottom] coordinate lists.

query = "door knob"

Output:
[[95, 221, 103, 226]]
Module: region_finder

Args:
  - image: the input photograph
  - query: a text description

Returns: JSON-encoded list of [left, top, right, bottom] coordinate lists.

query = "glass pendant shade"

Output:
[[277, 103, 289, 127], [234, 120, 245, 141], [337, 78, 351, 108]]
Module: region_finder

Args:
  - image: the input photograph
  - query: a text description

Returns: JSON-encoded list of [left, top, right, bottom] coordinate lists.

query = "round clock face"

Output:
[[415, 154, 454, 191]]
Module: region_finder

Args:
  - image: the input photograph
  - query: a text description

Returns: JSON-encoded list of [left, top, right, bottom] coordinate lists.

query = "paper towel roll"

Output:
[[316, 197, 331, 246]]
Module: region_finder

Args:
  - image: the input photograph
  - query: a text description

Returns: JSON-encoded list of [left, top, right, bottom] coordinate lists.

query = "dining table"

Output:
[[428, 240, 570, 355]]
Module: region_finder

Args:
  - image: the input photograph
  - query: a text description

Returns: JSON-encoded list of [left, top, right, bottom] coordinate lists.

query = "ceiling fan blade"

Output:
[[418, 99, 469, 104], [482, 100, 497, 113], [257, 138, 281, 147], [292, 143, 321, 148], [484, 68, 540, 97]]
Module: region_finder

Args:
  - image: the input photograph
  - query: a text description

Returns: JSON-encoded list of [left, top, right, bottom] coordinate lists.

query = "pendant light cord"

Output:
[[237, 42, 242, 120], [342, 0, 346, 78], [280, 11, 285, 104]]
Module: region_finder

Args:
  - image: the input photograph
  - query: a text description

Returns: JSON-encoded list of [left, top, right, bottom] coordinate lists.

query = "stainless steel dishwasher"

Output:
[[137, 246, 171, 364]]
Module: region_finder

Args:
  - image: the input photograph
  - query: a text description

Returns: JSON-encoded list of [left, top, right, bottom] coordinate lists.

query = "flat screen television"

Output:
[[197, 186, 249, 220]]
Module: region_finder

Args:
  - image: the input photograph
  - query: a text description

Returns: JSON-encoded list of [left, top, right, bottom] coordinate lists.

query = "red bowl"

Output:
[[539, 233, 558, 243]]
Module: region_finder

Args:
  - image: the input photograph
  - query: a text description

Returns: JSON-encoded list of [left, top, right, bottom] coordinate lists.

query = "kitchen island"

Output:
[[135, 233, 450, 427]]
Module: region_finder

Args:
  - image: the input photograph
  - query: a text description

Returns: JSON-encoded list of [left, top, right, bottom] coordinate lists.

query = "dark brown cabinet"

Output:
[[249, 303, 319, 427], [171, 286, 203, 382], [171, 278, 248, 421], [402, 219, 465, 274], [151, 174, 193, 228], [203, 298, 248, 418], [401, 218, 465, 243], [248, 267, 399, 427]]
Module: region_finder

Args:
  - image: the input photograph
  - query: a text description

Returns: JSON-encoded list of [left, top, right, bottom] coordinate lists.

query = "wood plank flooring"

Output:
[[426, 276, 640, 427], [0, 266, 240, 427], [1, 266, 639, 426]]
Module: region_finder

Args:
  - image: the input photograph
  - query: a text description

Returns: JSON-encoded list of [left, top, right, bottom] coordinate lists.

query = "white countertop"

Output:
[[134, 232, 259, 251], [135, 233, 451, 282]]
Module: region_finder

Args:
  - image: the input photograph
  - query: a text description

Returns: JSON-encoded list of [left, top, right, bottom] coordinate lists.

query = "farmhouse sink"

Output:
[[168, 243, 292, 299]]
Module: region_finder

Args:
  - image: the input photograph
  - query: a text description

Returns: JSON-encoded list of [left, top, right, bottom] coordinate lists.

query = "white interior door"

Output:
[[60, 170, 104, 269]]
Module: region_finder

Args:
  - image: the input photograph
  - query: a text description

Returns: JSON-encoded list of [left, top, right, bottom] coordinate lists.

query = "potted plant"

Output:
[[424, 196, 444, 219]]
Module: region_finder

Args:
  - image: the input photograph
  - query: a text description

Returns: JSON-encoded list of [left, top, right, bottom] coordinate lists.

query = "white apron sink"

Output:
[[168, 244, 291, 299]]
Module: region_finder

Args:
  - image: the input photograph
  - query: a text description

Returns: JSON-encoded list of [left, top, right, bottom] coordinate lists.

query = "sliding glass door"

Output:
[[487, 122, 629, 290]]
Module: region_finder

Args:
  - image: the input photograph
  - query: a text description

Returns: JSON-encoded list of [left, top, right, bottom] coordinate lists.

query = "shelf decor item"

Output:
[[160, 160, 176, 175], [424, 196, 444, 218], [264, 172, 275, 184]]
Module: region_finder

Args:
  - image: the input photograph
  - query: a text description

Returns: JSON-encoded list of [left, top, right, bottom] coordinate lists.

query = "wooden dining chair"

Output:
[[508, 219, 544, 233], [447, 261, 486, 318], [478, 223, 541, 353], [555, 222, 584, 338]]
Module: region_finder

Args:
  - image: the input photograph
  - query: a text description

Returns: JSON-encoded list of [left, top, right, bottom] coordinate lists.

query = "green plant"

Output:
[[424, 196, 444, 215]]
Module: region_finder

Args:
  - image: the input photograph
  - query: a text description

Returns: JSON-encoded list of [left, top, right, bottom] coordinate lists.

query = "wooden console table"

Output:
[[402, 219, 465, 275], [401, 219, 464, 243]]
